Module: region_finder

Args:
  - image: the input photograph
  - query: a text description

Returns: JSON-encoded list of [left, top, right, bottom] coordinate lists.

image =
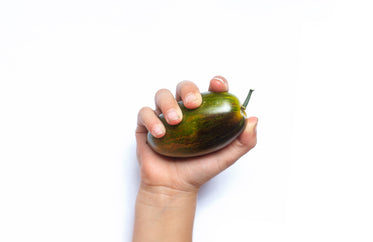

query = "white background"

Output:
[[1, 0, 373, 241]]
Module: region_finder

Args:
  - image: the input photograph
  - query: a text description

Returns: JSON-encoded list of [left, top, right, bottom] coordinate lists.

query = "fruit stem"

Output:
[[241, 89, 254, 110]]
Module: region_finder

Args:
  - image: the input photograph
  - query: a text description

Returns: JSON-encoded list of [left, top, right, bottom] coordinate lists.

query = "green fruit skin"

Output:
[[147, 92, 247, 158]]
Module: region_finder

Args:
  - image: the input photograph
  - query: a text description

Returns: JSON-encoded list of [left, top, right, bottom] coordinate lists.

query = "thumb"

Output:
[[214, 117, 258, 170]]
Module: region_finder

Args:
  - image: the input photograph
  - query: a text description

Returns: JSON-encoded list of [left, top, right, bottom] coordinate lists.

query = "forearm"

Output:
[[132, 184, 198, 242]]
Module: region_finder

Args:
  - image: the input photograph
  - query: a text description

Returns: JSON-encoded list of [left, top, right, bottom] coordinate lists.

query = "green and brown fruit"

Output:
[[147, 90, 254, 158]]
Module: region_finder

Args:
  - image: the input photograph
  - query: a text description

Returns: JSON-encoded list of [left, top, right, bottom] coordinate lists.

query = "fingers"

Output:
[[176, 81, 202, 109], [208, 75, 229, 92], [155, 89, 183, 125], [137, 75, 231, 140], [137, 81, 203, 139]]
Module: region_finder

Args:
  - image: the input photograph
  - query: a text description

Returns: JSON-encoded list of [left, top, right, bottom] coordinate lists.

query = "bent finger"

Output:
[[176, 80, 202, 109], [136, 106, 166, 138], [155, 88, 182, 125]]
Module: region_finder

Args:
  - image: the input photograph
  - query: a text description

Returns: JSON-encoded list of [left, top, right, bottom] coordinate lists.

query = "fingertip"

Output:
[[151, 123, 166, 138], [237, 116, 258, 149], [137, 106, 167, 138], [155, 88, 183, 125], [184, 92, 202, 109], [165, 108, 183, 125], [209, 76, 229, 92], [245, 117, 258, 141], [247, 116, 258, 133], [176, 81, 202, 109]]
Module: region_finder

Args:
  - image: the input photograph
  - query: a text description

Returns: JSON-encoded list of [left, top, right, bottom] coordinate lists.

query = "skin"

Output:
[[133, 76, 258, 242]]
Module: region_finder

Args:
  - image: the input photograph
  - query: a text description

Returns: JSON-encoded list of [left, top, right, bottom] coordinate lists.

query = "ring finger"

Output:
[[154, 88, 182, 125]]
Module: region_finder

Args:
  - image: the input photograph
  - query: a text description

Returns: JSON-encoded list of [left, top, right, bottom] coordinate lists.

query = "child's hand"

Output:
[[135, 76, 258, 194]]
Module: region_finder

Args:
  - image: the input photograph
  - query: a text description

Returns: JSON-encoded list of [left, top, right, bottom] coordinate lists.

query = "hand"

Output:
[[135, 76, 258, 194], [133, 76, 258, 241]]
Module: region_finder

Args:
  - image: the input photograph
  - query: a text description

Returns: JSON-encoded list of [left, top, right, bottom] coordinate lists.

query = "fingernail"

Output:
[[152, 124, 165, 137], [166, 109, 180, 122], [213, 76, 227, 88], [185, 93, 200, 106]]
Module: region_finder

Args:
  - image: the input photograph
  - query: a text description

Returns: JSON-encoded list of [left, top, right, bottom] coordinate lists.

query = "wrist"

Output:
[[136, 183, 198, 208], [133, 183, 198, 242]]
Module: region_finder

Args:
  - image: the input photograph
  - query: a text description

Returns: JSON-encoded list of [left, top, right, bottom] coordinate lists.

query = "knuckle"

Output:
[[155, 88, 170, 97], [247, 138, 257, 150], [138, 106, 151, 115], [177, 80, 196, 92], [138, 106, 155, 124], [155, 88, 172, 103], [177, 80, 193, 87]]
